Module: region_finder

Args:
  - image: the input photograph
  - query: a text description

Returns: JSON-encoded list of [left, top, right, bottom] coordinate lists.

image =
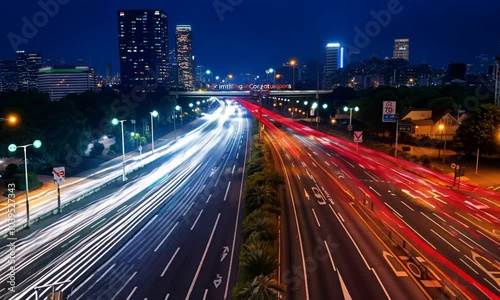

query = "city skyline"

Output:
[[0, 1, 499, 76]]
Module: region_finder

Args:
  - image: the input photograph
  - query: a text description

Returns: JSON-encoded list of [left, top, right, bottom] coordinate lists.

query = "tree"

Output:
[[427, 96, 458, 118], [453, 103, 500, 155], [240, 239, 278, 279], [234, 275, 286, 300], [4, 163, 18, 178], [243, 209, 279, 241], [245, 184, 278, 212]]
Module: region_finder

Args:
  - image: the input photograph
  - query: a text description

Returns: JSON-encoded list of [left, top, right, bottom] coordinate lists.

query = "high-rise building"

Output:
[[118, 10, 168, 88], [195, 65, 205, 84], [38, 66, 96, 101], [0, 60, 18, 92], [176, 25, 195, 91], [16, 50, 42, 91], [324, 43, 344, 89], [393, 39, 410, 62]]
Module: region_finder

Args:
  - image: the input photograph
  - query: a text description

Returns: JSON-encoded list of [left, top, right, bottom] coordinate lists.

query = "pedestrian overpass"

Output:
[[169, 90, 333, 98]]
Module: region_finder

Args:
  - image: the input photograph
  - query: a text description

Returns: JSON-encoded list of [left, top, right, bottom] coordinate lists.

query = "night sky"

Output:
[[1, 0, 499, 76]]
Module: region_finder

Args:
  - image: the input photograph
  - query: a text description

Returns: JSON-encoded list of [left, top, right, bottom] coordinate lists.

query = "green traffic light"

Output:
[[8, 144, 17, 152], [112, 118, 119, 125], [33, 140, 42, 148]]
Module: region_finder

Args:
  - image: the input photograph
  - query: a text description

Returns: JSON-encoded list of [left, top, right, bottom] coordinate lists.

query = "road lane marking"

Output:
[[369, 186, 381, 197], [182, 202, 194, 216], [371, 268, 391, 299], [111, 272, 137, 300], [449, 226, 487, 252], [203, 289, 209, 300], [399, 219, 437, 250], [432, 213, 447, 223], [231, 165, 236, 175], [420, 212, 449, 234], [484, 278, 500, 293], [165, 294, 170, 300], [311, 209, 321, 227], [297, 173, 301, 180], [154, 222, 179, 252], [282, 155, 310, 300], [186, 213, 221, 300], [401, 201, 415, 212], [430, 229, 460, 252], [477, 230, 500, 246], [301, 161, 306, 167], [117, 205, 128, 213], [459, 238, 474, 249], [161, 247, 181, 277], [324, 161, 330, 166], [236, 153, 239, 159], [329, 204, 370, 270], [126, 287, 137, 300], [191, 210, 204, 231], [338, 271, 353, 300], [364, 171, 378, 182], [384, 202, 403, 219], [382, 251, 408, 277], [339, 157, 355, 168], [358, 164, 365, 169], [61, 235, 81, 248], [324, 240, 337, 271], [338, 213, 345, 223], [206, 194, 212, 203], [223, 182, 232, 201], [460, 258, 479, 275], [91, 218, 107, 229]]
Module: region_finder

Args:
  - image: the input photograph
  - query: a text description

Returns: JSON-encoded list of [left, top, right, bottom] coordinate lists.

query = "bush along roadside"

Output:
[[233, 121, 286, 300]]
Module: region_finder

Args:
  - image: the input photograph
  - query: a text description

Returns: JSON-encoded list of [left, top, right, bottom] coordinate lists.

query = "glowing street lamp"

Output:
[[112, 118, 127, 181], [150, 110, 159, 154], [176, 105, 183, 128], [343, 106, 359, 132], [289, 59, 297, 90], [1, 115, 17, 124], [8, 140, 42, 229]]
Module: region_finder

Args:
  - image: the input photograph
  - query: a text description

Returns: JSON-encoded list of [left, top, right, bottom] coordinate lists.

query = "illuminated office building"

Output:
[[393, 38, 410, 62], [118, 10, 168, 88], [176, 25, 195, 90]]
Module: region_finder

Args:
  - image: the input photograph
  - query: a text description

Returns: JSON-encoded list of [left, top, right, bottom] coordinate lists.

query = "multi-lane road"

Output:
[[0, 99, 250, 300], [239, 98, 500, 300]]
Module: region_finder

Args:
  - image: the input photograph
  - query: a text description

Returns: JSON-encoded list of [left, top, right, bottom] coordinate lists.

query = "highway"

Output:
[[0, 99, 250, 300], [239, 98, 500, 300], [261, 117, 429, 299]]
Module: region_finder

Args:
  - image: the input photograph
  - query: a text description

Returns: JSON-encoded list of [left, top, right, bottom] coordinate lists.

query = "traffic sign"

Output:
[[138, 146, 142, 152], [353, 131, 363, 143], [398, 124, 412, 132], [347, 125, 353, 132], [383, 101, 396, 123], [53, 167, 65, 184]]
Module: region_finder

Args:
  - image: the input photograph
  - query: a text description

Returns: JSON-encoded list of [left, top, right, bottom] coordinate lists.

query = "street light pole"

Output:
[[150, 111, 158, 153], [394, 114, 400, 157], [8, 140, 42, 229], [343, 106, 359, 134], [22, 146, 30, 227], [111, 119, 127, 181]]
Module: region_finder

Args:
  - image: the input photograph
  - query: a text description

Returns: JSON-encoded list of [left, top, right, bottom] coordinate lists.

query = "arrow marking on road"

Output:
[[214, 274, 223, 288], [221, 246, 230, 262]]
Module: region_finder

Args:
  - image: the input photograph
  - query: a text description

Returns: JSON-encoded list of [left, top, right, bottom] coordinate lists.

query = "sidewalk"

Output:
[[301, 119, 500, 189]]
